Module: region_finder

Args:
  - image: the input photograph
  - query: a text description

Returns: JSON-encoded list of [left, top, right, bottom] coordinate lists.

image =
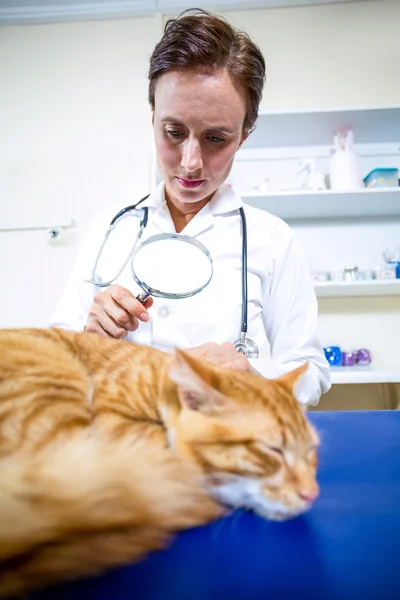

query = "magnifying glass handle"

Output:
[[136, 291, 151, 304]]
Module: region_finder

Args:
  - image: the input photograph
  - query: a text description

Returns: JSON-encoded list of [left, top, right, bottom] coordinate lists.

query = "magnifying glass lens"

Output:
[[131, 234, 213, 300]]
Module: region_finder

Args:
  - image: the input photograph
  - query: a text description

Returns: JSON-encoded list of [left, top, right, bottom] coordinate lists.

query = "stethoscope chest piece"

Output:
[[233, 337, 259, 359]]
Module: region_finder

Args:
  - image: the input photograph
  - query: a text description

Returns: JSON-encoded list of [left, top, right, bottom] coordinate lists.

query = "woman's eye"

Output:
[[166, 129, 183, 139], [207, 136, 225, 144]]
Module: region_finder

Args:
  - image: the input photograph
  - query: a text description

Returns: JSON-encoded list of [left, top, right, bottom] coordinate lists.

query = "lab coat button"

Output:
[[157, 305, 170, 319]]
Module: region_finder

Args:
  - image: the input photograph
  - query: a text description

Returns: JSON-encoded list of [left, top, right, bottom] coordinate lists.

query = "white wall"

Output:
[[224, 0, 400, 111], [0, 15, 161, 327]]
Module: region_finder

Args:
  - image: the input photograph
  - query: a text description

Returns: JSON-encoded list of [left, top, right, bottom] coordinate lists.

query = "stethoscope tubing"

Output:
[[86, 193, 258, 357], [85, 197, 150, 288]]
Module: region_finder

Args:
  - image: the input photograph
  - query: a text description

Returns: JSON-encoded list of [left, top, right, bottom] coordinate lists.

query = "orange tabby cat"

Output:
[[0, 328, 319, 596]]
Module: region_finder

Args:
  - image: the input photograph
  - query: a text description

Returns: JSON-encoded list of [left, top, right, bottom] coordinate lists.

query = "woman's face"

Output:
[[153, 69, 247, 209]]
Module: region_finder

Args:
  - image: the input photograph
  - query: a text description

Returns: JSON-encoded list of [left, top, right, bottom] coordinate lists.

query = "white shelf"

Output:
[[331, 369, 400, 385], [243, 187, 400, 220], [315, 279, 400, 298], [0, 217, 77, 232], [245, 106, 400, 149]]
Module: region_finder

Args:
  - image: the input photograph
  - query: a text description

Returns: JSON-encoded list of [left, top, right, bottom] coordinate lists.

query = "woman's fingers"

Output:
[[85, 286, 153, 339]]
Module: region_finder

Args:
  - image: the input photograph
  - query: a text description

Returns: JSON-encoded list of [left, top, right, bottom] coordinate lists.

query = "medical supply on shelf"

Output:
[[324, 346, 342, 367], [341, 351, 356, 367], [328, 270, 345, 282], [375, 264, 397, 280], [354, 269, 375, 281], [343, 266, 358, 282], [311, 263, 398, 283], [311, 270, 330, 282], [324, 346, 372, 368], [298, 159, 327, 191], [329, 129, 364, 191], [364, 168, 399, 188], [356, 349, 372, 366], [382, 247, 400, 278]]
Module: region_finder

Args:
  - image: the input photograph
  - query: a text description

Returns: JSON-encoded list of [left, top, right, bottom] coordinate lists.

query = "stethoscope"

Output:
[[86, 195, 259, 359]]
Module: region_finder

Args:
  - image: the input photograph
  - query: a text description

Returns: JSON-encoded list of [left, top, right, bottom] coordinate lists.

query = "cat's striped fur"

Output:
[[0, 328, 319, 596]]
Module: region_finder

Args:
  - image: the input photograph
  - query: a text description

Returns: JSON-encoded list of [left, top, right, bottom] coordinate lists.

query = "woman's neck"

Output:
[[165, 190, 212, 233]]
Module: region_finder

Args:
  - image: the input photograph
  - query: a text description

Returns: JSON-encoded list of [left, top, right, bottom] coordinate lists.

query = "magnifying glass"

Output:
[[131, 233, 213, 303]]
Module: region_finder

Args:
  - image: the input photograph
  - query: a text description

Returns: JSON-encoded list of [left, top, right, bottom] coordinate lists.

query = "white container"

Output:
[[329, 149, 364, 190], [375, 264, 397, 280], [329, 130, 364, 191]]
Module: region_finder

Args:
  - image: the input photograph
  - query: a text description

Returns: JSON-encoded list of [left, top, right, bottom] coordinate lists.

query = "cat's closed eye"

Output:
[[253, 441, 285, 459], [268, 447, 284, 456]]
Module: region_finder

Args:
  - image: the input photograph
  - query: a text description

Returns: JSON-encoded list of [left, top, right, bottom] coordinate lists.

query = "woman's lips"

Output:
[[177, 177, 204, 189]]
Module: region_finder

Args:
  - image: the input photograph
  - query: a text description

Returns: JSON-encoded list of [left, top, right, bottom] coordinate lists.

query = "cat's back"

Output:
[[0, 327, 164, 397], [0, 328, 169, 452], [0, 327, 163, 373], [0, 328, 98, 453], [0, 328, 84, 378]]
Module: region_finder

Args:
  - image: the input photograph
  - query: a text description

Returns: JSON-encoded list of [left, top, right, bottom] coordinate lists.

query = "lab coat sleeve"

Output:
[[49, 216, 108, 332], [248, 222, 331, 406]]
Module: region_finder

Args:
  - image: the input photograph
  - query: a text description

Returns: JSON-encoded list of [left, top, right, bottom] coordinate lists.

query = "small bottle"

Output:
[[323, 346, 342, 367], [356, 349, 371, 366]]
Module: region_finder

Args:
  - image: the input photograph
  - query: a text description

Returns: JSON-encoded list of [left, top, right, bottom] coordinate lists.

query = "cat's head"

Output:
[[166, 350, 319, 521]]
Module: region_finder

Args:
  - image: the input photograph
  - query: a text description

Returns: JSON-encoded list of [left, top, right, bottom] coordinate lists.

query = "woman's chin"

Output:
[[167, 178, 214, 204]]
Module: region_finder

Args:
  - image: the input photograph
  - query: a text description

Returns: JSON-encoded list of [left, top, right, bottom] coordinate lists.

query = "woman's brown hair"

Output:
[[148, 8, 266, 134]]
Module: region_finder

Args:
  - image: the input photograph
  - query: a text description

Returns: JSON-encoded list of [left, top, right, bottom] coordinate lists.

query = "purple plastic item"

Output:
[[357, 348, 372, 366], [342, 352, 356, 367]]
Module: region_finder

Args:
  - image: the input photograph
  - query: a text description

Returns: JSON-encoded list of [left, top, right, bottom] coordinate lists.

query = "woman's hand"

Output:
[[187, 341, 258, 374], [85, 285, 153, 338]]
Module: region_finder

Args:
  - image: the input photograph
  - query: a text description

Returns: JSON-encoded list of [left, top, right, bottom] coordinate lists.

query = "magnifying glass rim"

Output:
[[130, 232, 213, 299]]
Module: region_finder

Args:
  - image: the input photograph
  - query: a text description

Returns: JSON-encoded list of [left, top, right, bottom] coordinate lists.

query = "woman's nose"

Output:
[[181, 140, 203, 172]]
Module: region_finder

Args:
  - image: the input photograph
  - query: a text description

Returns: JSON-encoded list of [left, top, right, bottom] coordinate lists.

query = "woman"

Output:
[[50, 9, 330, 406]]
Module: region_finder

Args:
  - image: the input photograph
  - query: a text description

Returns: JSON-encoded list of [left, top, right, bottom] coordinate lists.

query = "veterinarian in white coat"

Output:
[[50, 10, 331, 406]]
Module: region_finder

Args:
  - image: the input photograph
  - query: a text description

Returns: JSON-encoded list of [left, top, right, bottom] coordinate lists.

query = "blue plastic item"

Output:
[[363, 168, 399, 188], [388, 260, 400, 279], [323, 345, 342, 366]]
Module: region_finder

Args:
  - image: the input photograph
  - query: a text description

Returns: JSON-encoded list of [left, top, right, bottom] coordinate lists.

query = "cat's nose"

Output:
[[298, 488, 319, 504]]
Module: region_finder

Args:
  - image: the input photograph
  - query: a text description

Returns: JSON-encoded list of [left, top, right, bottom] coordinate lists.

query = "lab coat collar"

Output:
[[208, 183, 243, 215], [140, 181, 244, 216], [149, 182, 243, 237]]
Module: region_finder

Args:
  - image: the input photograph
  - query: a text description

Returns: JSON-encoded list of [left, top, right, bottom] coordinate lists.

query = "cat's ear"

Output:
[[275, 362, 309, 402], [169, 349, 227, 415]]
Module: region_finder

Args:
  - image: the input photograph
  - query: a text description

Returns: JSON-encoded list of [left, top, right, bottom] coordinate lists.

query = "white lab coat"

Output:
[[50, 182, 331, 405]]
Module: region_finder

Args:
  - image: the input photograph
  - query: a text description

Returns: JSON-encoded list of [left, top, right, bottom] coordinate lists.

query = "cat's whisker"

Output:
[[228, 507, 248, 537], [210, 512, 233, 542]]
